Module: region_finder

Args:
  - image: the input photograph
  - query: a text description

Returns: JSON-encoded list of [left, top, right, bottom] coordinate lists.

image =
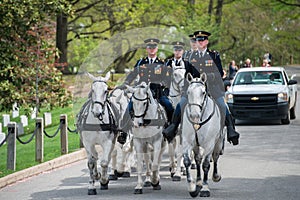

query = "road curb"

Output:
[[0, 148, 86, 189]]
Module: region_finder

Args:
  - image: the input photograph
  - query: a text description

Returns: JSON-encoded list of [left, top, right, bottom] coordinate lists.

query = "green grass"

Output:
[[0, 105, 81, 178], [0, 73, 126, 179]]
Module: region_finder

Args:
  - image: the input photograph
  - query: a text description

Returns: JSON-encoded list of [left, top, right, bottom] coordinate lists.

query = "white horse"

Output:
[[108, 87, 135, 179], [127, 82, 167, 194], [167, 61, 186, 181], [77, 71, 118, 195], [181, 73, 225, 197]]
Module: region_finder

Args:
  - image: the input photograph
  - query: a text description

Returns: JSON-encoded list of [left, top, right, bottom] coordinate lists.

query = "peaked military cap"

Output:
[[171, 41, 185, 50], [194, 30, 211, 41], [189, 34, 196, 42], [144, 38, 160, 48]]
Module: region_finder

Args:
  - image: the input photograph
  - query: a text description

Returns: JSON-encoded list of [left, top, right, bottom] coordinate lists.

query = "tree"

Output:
[[0, 0, 73, 114]]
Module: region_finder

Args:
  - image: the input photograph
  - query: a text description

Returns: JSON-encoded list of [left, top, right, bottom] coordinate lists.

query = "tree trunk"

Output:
[[215, 0, 224, 26], [56, 12, 70, 74], [208, 0, 213, 24]]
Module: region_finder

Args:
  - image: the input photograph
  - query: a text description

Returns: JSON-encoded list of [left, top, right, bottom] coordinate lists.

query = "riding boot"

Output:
[[225, 114, 239, 145], [162, 112, 181, 143]]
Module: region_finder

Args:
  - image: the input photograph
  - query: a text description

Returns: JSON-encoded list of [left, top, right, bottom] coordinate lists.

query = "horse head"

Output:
[[130, 82, 152, 127], [171, 61, 186, 94], [86, 71, 110, 119], [186, 73, 208, 123]]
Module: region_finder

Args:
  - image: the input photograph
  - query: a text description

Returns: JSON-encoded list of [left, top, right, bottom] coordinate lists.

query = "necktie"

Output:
[[175, 60, 179, 66], [200, 52, 203, 57], [150, 58, 153, 64]]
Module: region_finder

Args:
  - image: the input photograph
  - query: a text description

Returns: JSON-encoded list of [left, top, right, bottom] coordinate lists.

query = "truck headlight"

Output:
[[277, 92, 288, 102], [225, 93, 234, 103]]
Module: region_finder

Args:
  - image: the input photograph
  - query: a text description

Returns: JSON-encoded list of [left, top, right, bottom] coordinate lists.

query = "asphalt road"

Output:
[[1, 66, 300, 200]]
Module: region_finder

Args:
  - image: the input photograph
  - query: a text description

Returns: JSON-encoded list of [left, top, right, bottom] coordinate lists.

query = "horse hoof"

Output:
[[191, 163, 196, 169], [100, 181, 109, 190], [200, 190, 210, 197], [134, 188, 143, 194], [88, 189, 97, 195], [122, 172, 130, 178], [114, 170, 124, 177], [151, 181, 161, 190], [109, 174, 118, 180], [172, 175, 181, 181], [189, 185, 201, 198], [144, 181, 151, 187], [170, 172, 175, 178], [212, 174, 222, 182]]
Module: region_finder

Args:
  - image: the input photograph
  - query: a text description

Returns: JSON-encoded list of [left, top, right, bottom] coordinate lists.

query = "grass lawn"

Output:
[[0, 105, 81, 178], [0, 73, 126, 179]]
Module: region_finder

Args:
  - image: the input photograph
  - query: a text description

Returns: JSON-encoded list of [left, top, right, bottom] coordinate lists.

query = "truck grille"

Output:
[[233, 94, 277, 105]]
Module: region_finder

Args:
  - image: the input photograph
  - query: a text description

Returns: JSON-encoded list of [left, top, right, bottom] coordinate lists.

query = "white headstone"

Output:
[[44, 112, 52, 126], [0, 133, 5, 145], [20, 115, 28, 127], [31, 107, 37, 119], [17, 123, 24, 136], [12, 102, 19, 118], [2, 114, 10, 127]]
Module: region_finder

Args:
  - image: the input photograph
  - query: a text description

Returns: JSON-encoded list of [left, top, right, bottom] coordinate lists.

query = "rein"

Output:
[[132, 93, 150, 118], [169, 67, 185, 98], [187, 82, 216, 130]]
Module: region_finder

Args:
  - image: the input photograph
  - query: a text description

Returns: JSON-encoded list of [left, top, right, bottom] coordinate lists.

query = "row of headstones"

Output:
[[0, 103, 52, 145]]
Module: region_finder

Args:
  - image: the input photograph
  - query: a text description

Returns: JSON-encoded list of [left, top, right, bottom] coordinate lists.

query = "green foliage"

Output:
[[0, 0, 73, 113], [66, 0, 299, 72]]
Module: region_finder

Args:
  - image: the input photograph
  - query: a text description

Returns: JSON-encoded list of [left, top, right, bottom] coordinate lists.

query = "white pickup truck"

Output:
[[225, 67, 297, 124]]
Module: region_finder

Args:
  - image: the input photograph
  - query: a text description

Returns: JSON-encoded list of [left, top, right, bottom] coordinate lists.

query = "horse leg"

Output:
[[87, 155, 99, 195], [151, 139, 164, 190], [134, 150, 144, 194], [193, 146, 203, 189], [168, 141, 176, 178], [173, 137, 182, 181], [183, 152, 200, 198], [212, 132, 224, 182], [108, 147, 118, 180], [99, 140, 115, 190], [119, 148, 131, 177], [200, 155, 211, 197], [143, 151, 152, 187]]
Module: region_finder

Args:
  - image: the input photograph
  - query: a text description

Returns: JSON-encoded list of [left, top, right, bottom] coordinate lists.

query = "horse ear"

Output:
[[104, 71, 111, 81], [186, 73, 193, 84], [200, 73, 207, 83], [85, 72, 96, 81], [126, 85, 134, 93]]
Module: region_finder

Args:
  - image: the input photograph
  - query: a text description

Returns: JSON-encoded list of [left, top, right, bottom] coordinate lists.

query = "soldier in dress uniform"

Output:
[[164, 41, 187, 93], [163, 31, 240, 146], [183, 34, 199, 63], [120, 38, 174, 134]]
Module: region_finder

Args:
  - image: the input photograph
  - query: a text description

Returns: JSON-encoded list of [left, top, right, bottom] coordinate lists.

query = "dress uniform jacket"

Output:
[[125, 57, 168, 98], [183, 49, 199, 63], [187, 49, 225, 100]]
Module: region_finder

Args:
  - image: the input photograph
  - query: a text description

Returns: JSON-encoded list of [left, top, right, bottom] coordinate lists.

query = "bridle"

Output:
[[91, 80, 108, 120], [170, 67, 185, 98], [186, 81, 215, 129], [132, 88, 150, 119]]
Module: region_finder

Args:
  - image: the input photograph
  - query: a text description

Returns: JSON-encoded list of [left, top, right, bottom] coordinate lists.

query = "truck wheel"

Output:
[[281, 110, 290, 125], [290, 106, 296, 120], [290, 95, 297, 120]]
